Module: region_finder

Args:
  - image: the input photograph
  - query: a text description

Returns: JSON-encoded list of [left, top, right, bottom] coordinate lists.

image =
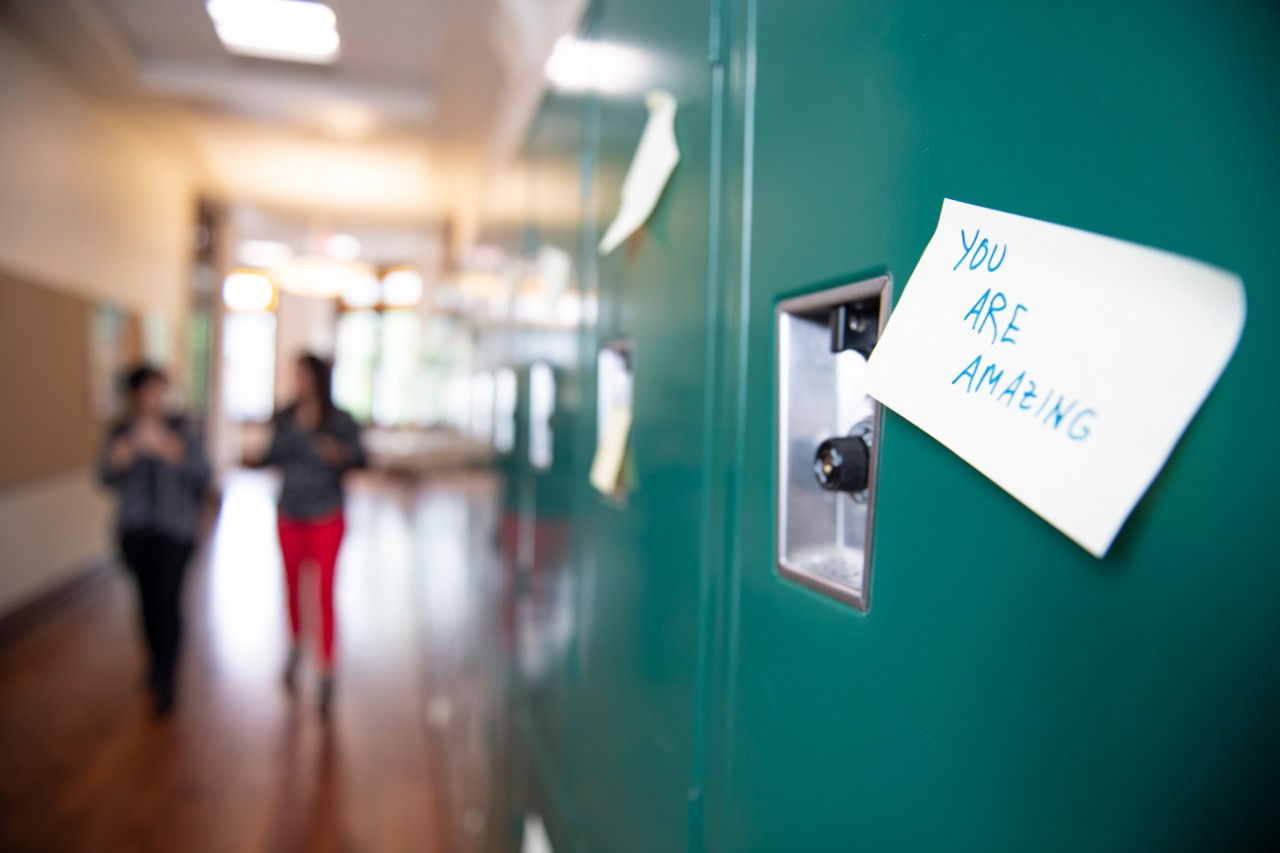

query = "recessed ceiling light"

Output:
[[223, 271, 276, 312], [205, 0, 340, 65], [274, 257, 369, 299], [309, 103, 379, 140], [382, 268, 423, 307], [324, 233, 362, 262], [235, 239, 293, 268]]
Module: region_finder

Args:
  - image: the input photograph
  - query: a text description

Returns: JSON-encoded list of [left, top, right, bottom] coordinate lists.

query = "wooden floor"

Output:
[[0, 470, 512, 853]]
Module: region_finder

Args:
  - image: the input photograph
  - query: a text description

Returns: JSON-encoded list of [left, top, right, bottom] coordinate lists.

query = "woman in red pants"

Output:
[[256, 354, 365, 716]]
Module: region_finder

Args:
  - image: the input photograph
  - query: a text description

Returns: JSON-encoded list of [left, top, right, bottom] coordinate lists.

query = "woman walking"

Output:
[[99, 365, 209, 716], [256, 354, 365, 716]]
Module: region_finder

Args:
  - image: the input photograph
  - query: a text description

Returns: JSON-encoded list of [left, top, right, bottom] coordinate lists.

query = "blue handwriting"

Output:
[[954, 228, 1007, 272], [962, 288, 1027, 346], [951, 354, 1096, 441]]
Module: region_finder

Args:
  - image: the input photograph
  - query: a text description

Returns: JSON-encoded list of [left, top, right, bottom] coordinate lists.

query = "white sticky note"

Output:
[[590, 404, 632, 495], [521, 813, 554, 853], [864, 199, 1246, 557], [599, 90, 679, 255]]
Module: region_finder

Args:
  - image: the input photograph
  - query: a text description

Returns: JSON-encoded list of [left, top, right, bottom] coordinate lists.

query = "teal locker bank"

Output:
[[485, 2, 1280, 850]]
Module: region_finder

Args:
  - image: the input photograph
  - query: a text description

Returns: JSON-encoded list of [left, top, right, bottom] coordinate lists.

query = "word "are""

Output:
[[963, 288, 1027, 347]]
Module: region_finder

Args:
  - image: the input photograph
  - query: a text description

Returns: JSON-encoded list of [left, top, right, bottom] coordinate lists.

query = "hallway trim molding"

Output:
[[0, 555, 114, 661]]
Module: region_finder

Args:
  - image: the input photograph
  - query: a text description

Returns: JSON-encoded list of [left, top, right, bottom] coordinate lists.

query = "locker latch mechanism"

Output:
[[776, 275, 892, 612], [814, 418, 874, 496], [829, 302, 880, 357]]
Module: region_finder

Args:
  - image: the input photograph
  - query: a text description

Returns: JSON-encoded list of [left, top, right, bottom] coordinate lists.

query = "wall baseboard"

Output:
[[0, 557, 114, 661]]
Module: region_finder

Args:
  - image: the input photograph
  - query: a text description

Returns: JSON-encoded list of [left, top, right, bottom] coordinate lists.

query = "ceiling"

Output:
[[0, 0, 585, 238], [101, 0, 488, 138]]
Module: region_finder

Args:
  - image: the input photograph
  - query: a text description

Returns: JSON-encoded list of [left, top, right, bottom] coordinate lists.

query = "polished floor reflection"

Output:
[[0, 469, 510, 853]]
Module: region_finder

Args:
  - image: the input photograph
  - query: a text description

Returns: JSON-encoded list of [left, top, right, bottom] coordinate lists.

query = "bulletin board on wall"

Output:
[[0, 268, 142, 489]]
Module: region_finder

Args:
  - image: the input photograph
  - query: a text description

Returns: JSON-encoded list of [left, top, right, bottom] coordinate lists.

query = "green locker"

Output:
[[494, 1, 725, 850], [710, 1, 1280, 851], [487, 1, 1280, 851]]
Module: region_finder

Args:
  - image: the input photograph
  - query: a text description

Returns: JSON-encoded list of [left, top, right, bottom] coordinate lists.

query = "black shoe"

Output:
[[318, 675, 334, 719], [152, 684, 175, 717], [282, 646, 301, 693]]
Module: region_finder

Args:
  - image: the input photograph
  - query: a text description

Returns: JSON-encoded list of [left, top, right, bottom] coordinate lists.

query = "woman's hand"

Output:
[[107, 435, 136, 472], [156, 431, 187, 465], [133, 419, 185, 464], [313, 435, 348, 468]]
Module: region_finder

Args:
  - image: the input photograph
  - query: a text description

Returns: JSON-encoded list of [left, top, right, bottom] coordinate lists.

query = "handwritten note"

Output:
[[864, 199, 1246, 557]]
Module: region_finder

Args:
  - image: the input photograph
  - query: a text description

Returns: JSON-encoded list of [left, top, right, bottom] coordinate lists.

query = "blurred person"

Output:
[[252, 354, 365, 717], [99, 365, 209, 716]]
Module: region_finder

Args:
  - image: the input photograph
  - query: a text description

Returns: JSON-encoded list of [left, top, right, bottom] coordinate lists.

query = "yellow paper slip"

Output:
[[590, 404, 633, 495]]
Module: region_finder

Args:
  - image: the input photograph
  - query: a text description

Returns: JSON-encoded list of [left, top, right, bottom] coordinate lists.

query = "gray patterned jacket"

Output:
[[261, 405, 366, 520], [99, 417, 210, 544]]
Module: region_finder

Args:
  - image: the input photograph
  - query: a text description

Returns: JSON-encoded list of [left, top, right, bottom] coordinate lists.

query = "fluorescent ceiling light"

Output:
[[274, 257, 371, 298], [236, 239, 293, 268], [324, 233, 362, 262], [307, 103, 380, 140], [206, 0, 340, 65], [545, 35, 651, 95], [382, 269, 423, 307], [223, 271, 275, 312]]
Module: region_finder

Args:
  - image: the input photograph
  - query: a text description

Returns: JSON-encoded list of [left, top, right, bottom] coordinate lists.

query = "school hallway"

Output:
[[2, 1, 1279, 850], [0, 470, 511, 853]]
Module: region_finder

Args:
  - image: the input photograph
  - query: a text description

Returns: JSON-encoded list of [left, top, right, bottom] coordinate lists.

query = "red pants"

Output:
[[277, 512, 345, 669]]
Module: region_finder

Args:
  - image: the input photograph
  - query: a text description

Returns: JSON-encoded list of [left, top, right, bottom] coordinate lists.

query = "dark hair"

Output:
[[124, 364, 167, 394], [297, 353, 334, 416]]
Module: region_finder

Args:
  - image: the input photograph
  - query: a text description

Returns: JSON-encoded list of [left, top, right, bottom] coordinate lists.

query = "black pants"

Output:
[[120, 532, 193, 694]]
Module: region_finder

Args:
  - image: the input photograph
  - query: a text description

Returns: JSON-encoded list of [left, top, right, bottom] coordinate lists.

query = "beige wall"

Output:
[[0, 26, 190, 316], [0, 24, 194, 616], [0, 470, 114, 608]]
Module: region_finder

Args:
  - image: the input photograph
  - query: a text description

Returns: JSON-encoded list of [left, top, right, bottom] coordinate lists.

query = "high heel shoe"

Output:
[[152, 683, 175, 717], [282, 646, 301, 693], [318, 674, 334, 719]]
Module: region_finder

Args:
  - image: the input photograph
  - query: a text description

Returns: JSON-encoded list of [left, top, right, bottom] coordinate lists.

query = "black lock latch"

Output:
[[829, 302, 879, 357], [814, 418, 875, 494], [813, 434, 870, 493]]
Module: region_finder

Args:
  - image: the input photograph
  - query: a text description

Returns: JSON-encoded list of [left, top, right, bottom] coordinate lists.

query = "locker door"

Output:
[[506, 2, 727, 851], [713, 2, 1280, 850]]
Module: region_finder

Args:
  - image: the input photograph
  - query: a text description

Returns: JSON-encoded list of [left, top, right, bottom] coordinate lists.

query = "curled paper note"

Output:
[[863, 199, 1246, 557], [590, 403, 632, 496], [598, 90, 679, 255]]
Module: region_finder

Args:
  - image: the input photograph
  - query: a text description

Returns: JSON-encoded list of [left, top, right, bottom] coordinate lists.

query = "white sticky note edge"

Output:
[[521, 813, 555, 853], [598, 90, 679, 255], [590, 403, 632, 495], [864, 199, 1246, 557]]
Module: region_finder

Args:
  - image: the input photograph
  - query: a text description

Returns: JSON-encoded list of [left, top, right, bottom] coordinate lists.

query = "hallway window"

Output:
[[372, 309, 421, 426], [418, 314, 473, 427], [469, 371, 494, 442], [529, 361, 554, 470], [333, 309, 379, 422], [222, 311, 277, 422], [494, 367, 517, 453], [333, 306, 424, 427]]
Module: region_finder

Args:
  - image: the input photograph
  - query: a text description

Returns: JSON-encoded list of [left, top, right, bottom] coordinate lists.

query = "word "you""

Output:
[[954, 229, 1007, 272]]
